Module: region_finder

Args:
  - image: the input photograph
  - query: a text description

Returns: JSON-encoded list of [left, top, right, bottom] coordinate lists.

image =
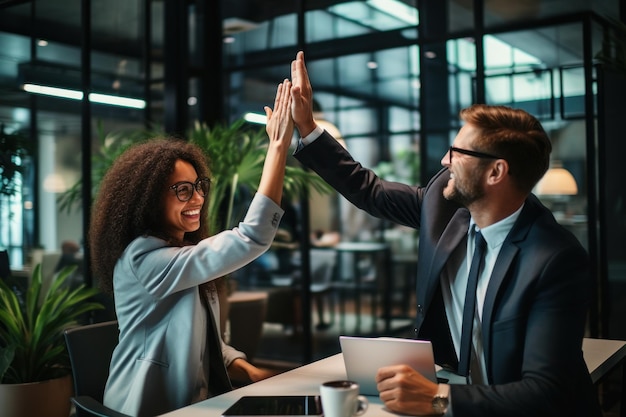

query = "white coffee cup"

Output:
[[320, 380, 368, 417]]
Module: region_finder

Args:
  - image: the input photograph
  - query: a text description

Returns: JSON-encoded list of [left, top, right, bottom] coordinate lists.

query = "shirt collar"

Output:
[[469, 203, 524, 249]]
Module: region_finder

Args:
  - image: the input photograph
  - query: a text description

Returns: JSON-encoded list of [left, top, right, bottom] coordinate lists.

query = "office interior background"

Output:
[[1, 0, 626, 368]]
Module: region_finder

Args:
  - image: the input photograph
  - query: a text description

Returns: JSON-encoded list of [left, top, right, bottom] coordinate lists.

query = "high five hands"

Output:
[[290, 51, 318, 138]]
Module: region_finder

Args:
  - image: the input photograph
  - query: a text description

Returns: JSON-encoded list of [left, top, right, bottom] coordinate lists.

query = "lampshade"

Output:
[[535, 163, 578, 196]]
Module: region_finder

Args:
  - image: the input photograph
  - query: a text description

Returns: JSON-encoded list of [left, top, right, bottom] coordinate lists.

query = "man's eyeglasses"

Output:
[[169, 177, 211, 202], [448, 146, 501, 165]]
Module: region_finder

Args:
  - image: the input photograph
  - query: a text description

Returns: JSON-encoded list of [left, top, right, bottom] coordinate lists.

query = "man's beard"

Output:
[[443, 170, 485, 207]]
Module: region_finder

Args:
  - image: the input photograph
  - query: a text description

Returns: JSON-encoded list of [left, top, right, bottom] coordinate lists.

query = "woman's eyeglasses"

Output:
[[169, 177, 211, 202]]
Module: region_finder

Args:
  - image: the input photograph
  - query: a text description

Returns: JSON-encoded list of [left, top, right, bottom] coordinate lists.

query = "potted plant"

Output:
[[0, 264, 104, 417]]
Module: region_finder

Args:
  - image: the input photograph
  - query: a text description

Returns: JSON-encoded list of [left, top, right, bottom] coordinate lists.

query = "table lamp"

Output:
[[535, 161, 578, 218], [535, 161, 578, 196]]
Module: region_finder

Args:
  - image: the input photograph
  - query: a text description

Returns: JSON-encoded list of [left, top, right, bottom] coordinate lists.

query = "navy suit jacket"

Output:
[[295, 131, 601, 417]]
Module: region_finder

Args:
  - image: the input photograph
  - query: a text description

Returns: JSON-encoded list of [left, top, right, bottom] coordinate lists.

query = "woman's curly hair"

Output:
[[89, 138, 211, 294]]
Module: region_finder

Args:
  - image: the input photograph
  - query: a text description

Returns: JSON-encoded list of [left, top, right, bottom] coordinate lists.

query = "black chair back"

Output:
[[0, 249, 10, 280], [64, 320, 129, 417]]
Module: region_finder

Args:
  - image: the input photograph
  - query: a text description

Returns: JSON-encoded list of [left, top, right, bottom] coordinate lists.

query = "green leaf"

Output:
[[0, 279, 24, 338], [0, 345, 16, 381]]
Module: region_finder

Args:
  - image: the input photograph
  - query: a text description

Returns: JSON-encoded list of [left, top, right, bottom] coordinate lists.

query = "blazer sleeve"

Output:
[[294, 131, 423, 229], [125, 193, 284, 299]]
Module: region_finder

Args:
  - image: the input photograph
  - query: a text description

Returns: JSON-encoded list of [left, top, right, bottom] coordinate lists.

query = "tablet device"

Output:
[[339, 336, 437, 395], [222, 395, 323, 417]]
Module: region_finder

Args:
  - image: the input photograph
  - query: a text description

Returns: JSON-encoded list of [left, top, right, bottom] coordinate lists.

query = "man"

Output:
[[289, 51, 601, 417]]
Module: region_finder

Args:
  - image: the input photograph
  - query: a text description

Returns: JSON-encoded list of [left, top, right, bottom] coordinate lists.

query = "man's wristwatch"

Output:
[[431, 384, 450, 415]]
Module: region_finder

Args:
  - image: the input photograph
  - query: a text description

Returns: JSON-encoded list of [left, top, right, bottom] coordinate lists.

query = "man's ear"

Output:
[[486, 159, 509, 185]]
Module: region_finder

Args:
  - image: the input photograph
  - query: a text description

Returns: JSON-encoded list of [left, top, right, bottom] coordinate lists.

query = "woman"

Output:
[[89, 80, 294, 416]]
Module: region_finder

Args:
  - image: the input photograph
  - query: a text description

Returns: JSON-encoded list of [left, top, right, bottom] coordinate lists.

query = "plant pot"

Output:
[[0, 374, 73, 417]]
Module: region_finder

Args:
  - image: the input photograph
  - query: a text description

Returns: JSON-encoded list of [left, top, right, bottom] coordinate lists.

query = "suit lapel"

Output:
[[416, 208, 469, 367], [481, 199, 537, 373], [481, 243, 519, 361], [423, 208, 470, 304]]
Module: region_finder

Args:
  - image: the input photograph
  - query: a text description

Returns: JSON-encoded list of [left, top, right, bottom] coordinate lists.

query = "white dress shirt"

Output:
[[441, 205, 523, 384]]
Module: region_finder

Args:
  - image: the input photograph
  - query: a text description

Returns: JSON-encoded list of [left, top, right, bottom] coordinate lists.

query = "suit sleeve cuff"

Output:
[[300, 125, 324, 146]]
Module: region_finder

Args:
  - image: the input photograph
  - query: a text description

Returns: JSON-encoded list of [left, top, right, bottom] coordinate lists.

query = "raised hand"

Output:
[[257, 79, 294, 205], [290, 51, 317, 137], [265, 79, 294, 146]]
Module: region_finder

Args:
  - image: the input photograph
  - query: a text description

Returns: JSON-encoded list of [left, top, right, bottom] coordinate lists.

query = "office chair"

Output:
[[64, 320, 130, 417]]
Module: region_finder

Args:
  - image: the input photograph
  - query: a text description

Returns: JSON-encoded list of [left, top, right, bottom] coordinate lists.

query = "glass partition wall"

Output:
[[0, 0, 155, 323], [1, 0, 624, 364]]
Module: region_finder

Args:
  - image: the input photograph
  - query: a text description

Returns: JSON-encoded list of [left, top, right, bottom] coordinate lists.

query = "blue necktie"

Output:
[[458, 229, 487, 377]]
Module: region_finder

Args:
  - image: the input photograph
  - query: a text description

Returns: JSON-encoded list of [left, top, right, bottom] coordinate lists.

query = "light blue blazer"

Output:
[[103, 194, 284, 416]]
